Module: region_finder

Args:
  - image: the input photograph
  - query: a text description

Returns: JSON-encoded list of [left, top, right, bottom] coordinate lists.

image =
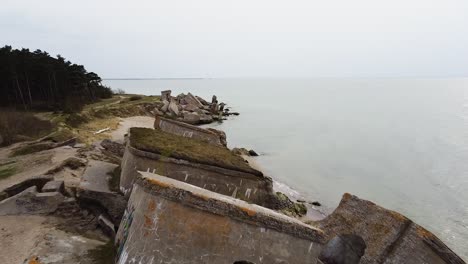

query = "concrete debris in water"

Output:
[[157, 91, 237, 125]]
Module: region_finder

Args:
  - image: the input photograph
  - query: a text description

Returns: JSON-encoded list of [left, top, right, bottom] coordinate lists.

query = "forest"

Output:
[[0, 45, 113, 112]]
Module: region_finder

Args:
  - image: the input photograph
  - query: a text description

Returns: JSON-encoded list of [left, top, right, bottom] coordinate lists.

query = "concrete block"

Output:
[[42, 180, 64, 193], [0, 186, 64, 216], [115, 173, 324, 264]]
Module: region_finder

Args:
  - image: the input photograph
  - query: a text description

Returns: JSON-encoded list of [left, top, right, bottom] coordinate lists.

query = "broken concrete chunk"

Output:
[[168, 98, 179, 116], [98, 214, 116, 237], [161, 100, 170, 112], [0, 176, 53, 199], [42, 180, 64, 193], [0, 186, 64, 216], [161, 90, 171, 101], [183, 112, 201, 123]]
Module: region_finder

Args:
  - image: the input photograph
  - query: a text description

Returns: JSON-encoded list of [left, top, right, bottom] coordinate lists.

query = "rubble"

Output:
[[0, 186, 64, 215], [156, 91, 237, 125]]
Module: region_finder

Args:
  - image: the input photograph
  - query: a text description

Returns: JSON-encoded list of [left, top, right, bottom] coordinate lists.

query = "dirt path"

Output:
[[111, 116, 154, 143]]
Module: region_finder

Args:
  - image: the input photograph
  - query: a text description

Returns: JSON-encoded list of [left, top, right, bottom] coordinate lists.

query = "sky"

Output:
[[1, 0, 468, 78]]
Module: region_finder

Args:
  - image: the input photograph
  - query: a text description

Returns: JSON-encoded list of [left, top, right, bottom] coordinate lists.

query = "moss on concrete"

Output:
[[129, 127, 259, 174]]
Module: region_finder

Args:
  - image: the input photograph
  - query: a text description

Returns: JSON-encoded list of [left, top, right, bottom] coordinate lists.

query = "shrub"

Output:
[[0, 111, 53, 146], [129, 95, 143, 101]]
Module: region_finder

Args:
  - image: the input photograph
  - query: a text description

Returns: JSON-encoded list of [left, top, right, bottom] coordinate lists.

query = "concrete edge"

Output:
[[136, 172, 325, 243], [127, 145, 265, 179]]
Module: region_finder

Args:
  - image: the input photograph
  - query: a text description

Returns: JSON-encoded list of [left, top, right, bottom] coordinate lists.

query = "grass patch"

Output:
[[0, 163, 16, 180], [45, 128, 75, 142], [129, 127, 260, 175], [10, 143, 51, 157], [86, 240, 116, 264], [107, 166, 121, 193], [76, 117, 120, 144]]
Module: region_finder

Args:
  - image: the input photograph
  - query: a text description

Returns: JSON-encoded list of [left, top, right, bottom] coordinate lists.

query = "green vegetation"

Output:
[[275, 192, 308, 217], [0, 162, 16, 180], [0, 46, 112, 112], [129, 127, 259, 174], [129, 95, 143, 101]]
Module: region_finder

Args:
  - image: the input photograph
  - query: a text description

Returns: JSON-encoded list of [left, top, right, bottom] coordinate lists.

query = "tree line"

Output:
[[0, 45, 113, 112]]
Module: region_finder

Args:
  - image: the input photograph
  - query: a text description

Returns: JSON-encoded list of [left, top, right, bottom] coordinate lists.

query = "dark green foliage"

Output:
[[129, 95, 142, 101], [0, 45, 113, 112]]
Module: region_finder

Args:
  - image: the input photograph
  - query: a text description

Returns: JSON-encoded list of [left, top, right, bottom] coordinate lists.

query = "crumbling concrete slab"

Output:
[[0, 186, 64, 216], [79, 160, 118, 193], [115, 172, 324, 264], [23, 227, 106, 264], [42, 180, 64, 193], [317, 193, 465, 264], [0, 176, 53, 202]]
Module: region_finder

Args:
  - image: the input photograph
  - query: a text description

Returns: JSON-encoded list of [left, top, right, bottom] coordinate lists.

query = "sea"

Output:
[[103, 78, 468, 260]]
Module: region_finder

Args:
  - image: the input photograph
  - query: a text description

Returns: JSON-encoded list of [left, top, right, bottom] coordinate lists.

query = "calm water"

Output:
[[104, 78, 468, 259]]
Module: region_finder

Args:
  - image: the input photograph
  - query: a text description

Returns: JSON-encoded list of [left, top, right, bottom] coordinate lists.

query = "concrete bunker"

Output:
[[154, 116, 226, 147], [120, 127, 273, 206], [115, 172, 325, 264]]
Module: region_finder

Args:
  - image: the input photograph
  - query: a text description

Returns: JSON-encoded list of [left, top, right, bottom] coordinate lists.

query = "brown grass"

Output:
[[0, 111, 53, 146], [129, 127, 261, 175]]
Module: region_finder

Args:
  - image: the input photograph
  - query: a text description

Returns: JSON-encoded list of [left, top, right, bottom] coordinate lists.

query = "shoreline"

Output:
[[0, 91, 465, 263]]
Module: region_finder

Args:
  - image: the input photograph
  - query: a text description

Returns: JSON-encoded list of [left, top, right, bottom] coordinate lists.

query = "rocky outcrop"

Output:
[[155, 90, 234, 125], [317, 193, 465, 264]]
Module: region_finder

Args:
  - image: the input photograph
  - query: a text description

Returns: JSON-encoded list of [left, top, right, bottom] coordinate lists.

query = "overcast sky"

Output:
[[1, 0, 467, 78]]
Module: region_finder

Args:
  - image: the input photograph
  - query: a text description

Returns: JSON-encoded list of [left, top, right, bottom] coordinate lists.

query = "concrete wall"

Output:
[[154, 116, 224, 146], [120, 145, 273, 206], [115, 173, 324, 264], [317, 193, 464, 264]]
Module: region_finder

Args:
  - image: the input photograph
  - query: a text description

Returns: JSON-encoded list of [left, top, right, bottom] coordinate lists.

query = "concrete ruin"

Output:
[[120, 128, 273, 206], [115, 172, 325, 264], [156, 92, 234, 125], [154, 115, 226, 147], [316, 193, 465, 264]]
